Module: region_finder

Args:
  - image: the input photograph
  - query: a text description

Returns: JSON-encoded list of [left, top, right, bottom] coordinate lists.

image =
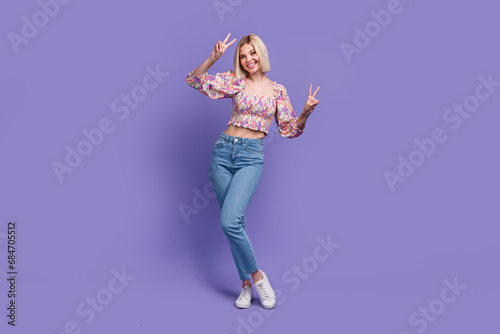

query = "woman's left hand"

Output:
[[303, 85, 320, 116]]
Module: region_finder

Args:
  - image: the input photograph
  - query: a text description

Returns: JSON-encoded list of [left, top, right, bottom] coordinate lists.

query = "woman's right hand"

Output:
[[210, 33, 237, 62]]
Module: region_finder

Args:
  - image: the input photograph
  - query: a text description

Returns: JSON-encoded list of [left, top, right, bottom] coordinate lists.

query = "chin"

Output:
[[246, 67, 260, 74]]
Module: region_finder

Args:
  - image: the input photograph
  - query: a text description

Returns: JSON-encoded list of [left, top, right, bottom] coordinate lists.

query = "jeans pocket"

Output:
[[244, 142, 263, 154], [214, 138, 226, 148]]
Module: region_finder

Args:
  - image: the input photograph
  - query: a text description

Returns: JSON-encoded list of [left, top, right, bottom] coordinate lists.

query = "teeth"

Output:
[[248, 63, 256, 68]]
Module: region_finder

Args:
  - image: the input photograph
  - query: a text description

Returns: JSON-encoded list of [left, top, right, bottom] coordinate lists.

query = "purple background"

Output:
[[1, 0, 499, 333]]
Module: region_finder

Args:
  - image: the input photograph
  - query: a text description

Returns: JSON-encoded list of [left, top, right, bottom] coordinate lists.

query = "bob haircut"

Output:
[[233, 34, 271, 79]]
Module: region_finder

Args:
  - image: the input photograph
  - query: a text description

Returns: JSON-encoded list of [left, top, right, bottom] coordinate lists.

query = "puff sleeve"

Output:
[[274, 84, 305, 138], [186, 69, 244, 99]]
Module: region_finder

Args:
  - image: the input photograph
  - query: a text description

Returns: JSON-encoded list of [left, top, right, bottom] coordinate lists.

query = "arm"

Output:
[[274, 85, 305, 138], [186, 33, 243, 99], [191, 33, 237, 76], [275, 84, 320, 137], [192, 57, 217, 77], [186, 70, 243, 99], [297, 113, 308, 131]]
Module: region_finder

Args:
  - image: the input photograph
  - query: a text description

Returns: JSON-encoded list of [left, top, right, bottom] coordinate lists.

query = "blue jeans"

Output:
[[209, 132, 264, 281]]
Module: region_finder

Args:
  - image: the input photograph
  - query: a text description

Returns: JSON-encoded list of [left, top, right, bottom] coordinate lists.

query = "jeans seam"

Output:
[[241, 173, 259, 274]]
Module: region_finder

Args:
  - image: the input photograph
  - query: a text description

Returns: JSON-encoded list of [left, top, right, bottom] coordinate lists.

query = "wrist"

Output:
[[300, 111, 310, 119], [208, 55, 217, 64]]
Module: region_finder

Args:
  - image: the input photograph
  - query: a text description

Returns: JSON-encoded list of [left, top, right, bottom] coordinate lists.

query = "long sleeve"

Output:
[[186, 69, 244, 99], [274, 84, 305, 138]]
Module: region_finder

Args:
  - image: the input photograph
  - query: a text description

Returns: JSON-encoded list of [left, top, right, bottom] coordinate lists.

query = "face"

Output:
[[239, 44, 260, 74]]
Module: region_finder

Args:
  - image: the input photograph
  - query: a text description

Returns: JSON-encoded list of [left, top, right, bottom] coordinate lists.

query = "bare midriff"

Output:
[[223, 124, 266, 139]]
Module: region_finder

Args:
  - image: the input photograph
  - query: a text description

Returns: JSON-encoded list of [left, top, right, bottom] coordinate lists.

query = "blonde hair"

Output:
[[233, 34, 271, 79]]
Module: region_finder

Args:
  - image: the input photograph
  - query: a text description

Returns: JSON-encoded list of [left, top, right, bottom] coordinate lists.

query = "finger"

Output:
[[218, 41, 222, 52], [312, 86, 320, 98], [308, 85, 312, 97], [226, 38, 237, 47], [223, 33, 231, 44]]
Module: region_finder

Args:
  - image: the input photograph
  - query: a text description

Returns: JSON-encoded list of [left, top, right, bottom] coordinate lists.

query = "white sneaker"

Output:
[[235, 286, 253, 309], [254, 270, 276, 309]]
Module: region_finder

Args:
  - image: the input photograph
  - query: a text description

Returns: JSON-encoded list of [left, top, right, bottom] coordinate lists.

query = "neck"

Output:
[[246, 71, 267, 83]]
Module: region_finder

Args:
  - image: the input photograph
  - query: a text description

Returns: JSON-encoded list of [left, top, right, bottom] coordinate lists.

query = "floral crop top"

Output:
[[186, 69, 304, 138]]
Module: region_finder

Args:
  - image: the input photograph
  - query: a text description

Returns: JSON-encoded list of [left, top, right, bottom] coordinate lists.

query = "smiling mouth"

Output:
[[247, 62, 257, 69]]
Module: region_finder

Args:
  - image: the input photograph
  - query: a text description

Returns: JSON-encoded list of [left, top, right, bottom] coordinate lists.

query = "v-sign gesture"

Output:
[[210, 33, 237, 62], [303, 85, 320, 116]]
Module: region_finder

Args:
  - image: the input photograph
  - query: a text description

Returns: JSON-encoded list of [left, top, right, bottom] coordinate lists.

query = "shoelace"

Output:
[[255, 282, 270, 300], [238, 287, 252, 301]]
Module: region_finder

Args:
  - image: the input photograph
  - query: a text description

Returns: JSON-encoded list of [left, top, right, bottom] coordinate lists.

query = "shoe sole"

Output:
[[235, 303, 251, 309], [235, 292, 252, 309]]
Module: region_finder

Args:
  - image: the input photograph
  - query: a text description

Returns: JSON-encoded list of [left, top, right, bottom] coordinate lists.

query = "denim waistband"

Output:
[[218, 132, 264, 145]]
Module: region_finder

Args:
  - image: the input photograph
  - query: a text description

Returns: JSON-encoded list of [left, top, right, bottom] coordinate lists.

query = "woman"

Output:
[[186, 33, 320, 309]]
